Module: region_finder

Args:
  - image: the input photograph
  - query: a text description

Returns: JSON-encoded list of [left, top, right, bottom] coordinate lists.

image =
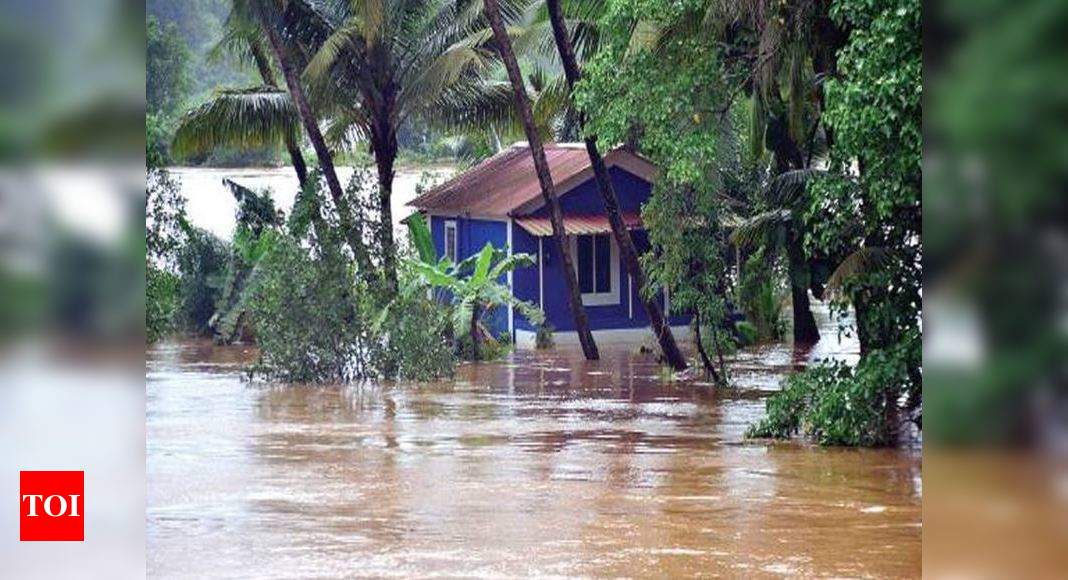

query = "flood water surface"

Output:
[[147, 325, 921, 577]]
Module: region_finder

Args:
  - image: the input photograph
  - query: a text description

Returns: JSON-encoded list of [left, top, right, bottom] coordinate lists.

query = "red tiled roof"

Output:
[[514, 213, 643, 237], [407, 143, 658, 217]]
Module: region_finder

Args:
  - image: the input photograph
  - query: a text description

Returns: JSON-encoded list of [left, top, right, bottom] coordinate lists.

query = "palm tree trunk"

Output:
[[258, 11, 374, 275], [248, 39, 308, 187], [544, 0, 686, 370], [787, 241, 820, 344], [483, 0, 598, 360], [370, 115, 400, 295]]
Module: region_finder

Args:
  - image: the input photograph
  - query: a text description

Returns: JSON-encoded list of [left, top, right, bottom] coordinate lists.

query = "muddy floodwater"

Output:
[[147, 313, 921, 578]]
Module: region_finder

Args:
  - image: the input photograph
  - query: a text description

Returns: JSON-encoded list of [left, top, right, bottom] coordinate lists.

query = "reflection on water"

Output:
[[147, 308, 920, 578]]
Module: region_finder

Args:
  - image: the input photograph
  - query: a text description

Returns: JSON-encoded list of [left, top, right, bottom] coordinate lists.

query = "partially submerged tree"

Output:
[[576, 0, 737, 380], [483, 0, 599, 360], [543, 0, 687, 371]]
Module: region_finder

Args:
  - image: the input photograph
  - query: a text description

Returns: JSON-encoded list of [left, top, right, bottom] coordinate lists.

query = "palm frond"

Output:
[[730, 208, 791, 250], [764, 168, 824, 206], [172, 87, 299, 160], [825, 246, 889, 296]]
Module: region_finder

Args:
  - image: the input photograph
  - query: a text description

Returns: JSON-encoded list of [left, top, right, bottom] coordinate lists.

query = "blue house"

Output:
[[408, 143, 691, 347]]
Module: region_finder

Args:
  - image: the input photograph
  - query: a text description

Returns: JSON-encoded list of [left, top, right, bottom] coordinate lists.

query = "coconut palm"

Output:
[[482, 0, 599, 360], [542, 0, 687, 370], [280, 0, 544, 294]]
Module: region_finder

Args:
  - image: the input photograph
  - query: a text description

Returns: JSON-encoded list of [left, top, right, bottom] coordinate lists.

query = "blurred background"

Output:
[[0, 0, 145, 577], [923, 0, 1068, 575], [0, 0, 1064, 577]]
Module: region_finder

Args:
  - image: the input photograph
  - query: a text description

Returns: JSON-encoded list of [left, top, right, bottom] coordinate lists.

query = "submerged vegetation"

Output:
[[148, 0, 921, 446]]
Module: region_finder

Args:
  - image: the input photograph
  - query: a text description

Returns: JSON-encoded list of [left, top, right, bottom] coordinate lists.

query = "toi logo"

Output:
[[19, 471, 84, 541]]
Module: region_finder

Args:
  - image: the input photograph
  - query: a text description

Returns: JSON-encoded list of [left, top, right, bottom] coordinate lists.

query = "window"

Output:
[[444, 221, 457, 263], [572, 233, 618, 305]]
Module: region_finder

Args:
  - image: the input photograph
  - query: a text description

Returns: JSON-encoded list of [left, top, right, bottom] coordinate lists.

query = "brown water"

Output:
[[147, 315, 921, 578]]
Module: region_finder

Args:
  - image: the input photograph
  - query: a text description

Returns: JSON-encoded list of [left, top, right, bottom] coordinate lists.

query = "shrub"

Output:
[[177, 228, 229, 335], [747, 337, 915, 446], [246, 234, 457, 383], [147, 266, 180, 343], [372, 287, 456, 381], [246, 236, 372, 383], [737, 248, 785, 342]]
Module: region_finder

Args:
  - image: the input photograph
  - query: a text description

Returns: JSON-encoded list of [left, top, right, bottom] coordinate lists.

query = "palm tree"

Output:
[[483, 0, 599, 360], [175, 0, 376, 276], [543, 0, 686, 370], [730, 169, 824, 343], [282, 0, 538, 294]]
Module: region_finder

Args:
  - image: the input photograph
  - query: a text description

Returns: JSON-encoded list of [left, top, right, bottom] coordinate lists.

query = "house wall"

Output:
[[513, 167, 691, 333], [426, 165, 691, 343], [429, 214, 510, 337], [513, 227, 689, 333], [527, 166, 652, 217]]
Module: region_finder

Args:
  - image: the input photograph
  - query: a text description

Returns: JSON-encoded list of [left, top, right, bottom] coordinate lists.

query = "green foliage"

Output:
[[147, 267, 181, 342], [733, 320, 759, 346], [404, 211, 436, 265], [246, 231, 456, 383], [806, 0, 921, 358], [211, 180, 282, 343], [246, 235, 372, 383], [737, 248, 785, 342], [404, 242, 542, 360], [372, 279, 457, 381], [147, 15, 193, 117], [171, 87, 298, 162], [177, 228, 229, 335], [576, 0, 737, 377], [146, 164, 188, 342], [748, 335, 917, 446]]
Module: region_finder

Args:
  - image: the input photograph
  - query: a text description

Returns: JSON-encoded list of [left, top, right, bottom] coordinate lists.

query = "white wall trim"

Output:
[[538, 237, 544, 308], [628, 274, 633, 319], [507, 219, 514, 337], [515, 325, 692, 349]]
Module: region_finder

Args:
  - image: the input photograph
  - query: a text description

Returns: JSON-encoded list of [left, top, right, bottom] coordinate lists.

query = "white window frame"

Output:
[[570, 233, 620, 306], [444, 220, 458, 263]]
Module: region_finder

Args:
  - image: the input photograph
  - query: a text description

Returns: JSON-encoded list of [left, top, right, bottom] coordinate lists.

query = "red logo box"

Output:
[[19, 471, 84, 541]]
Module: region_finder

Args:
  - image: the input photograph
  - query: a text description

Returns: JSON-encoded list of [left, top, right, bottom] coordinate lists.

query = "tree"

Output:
[[147, 15, 193, 117], [236, 0, 375, 277], [543, 0, 687, 371], [748, 0, 922, 445], [285, 0, 532, 294], [576, 0, 737, 379], [483, 0, 599, 360]]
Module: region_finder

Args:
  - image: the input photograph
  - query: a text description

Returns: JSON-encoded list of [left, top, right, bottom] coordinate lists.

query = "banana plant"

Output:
[[400, 220, 542, 360]]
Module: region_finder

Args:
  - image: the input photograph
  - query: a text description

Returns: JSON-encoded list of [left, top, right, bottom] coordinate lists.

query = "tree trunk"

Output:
[[469, 303, 481, 361], [544, 0, 686, 371], [258, 13, 374, 275], [371, 119, 400, 295], [788, 243, 820, 344], [693, 312, 722, 385], [248, 39, 308, 187], [483, 0, 598, 360]]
